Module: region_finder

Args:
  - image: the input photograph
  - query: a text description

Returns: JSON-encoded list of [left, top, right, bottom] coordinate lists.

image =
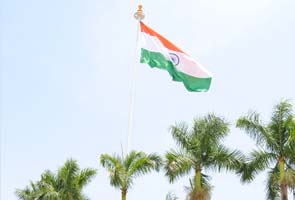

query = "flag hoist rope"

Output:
[[127, 5, 145, 152]]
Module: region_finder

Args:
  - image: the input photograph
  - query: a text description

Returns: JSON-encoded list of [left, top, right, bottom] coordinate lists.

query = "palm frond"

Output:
[[100, 154, 122, 170], [15, 187, 35, 200], [165, 191, 178, 200], [271, 100, 292, 126], [165, 150, 193, 183], [170, 122, 191, 151], [128, 152, 162, 178], [57, 159, 79, 190], [100, 154, 125, 188], [266, 167, 280, 200], [286, 114, 295, 140], [77, 168, 97, 188], [123, 151, 142, 171], [41, 190, 60, 200], [16, 159, 95, 200], [100, 151, 161, 191], [239, 150, 275, 183], [268, 101, 293, 153], [236, 112, 272, 148], [195, 113, 229, 142], [193, 114, 230, 163], [40, 170, 58, 190], [208, 145, 245, 172]]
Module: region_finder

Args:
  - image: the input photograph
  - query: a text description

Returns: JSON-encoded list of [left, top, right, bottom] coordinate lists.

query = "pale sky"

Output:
[[1, 0, 295, 199]]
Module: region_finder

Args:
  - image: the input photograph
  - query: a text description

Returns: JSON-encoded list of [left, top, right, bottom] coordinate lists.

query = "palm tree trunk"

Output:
[[195, 169, 201, 189], [193, 168, 203, 200], [280, 183, 288, 200], [121, 188, 127, 200], [279, 159, 288, 200]]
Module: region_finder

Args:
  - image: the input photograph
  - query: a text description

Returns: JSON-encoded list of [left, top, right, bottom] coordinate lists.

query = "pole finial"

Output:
[[134, 4, 145, 21]]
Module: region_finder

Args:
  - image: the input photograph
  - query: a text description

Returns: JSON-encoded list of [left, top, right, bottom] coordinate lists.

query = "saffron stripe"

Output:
[[140, 22, 185, 54]]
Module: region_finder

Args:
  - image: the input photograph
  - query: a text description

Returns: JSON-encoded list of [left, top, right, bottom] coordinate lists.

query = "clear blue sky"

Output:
[[1, 0, 295, 199]]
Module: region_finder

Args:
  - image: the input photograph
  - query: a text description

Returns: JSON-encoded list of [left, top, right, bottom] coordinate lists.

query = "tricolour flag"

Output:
[[139, 21, 212, 92]]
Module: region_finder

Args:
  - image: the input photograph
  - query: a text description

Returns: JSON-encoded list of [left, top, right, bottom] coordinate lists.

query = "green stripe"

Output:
[[140, 48, 212, 92]]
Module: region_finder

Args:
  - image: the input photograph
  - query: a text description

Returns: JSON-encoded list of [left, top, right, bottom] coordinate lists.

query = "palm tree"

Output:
[[165, 113, 243, 200], [16, 159, 97, 200], [236, 100, 295, 200], [15, 181, 47, 200], [100, 150, 161, 200]]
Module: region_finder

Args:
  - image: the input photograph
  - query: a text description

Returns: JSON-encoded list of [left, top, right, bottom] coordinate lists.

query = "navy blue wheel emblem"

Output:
[[169, 53, 180, 66]]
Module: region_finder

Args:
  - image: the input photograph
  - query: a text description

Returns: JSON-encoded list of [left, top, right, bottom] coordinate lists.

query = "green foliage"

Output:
[[237, 100, 295, 199], [15, 159, 96, 200], [15, 100, 295, 200], [165, 192, 179, 200], [100, 150, 162, 200], [165, 113, 243, 200]]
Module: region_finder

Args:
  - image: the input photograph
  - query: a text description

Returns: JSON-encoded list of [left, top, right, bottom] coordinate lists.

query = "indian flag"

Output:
[[139, 21, 212, 92]]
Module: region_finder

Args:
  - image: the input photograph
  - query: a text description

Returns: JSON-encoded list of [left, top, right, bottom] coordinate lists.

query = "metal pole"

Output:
[[127, 5, 145, 152]]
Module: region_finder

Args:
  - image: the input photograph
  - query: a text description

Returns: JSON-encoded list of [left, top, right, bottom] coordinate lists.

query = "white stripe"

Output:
[[140, 32, 212, 78], [140, 32, 170, 58]]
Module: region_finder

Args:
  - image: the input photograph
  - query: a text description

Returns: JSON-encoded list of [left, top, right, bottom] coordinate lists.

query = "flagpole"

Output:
[[127, 5, 145, 153]]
